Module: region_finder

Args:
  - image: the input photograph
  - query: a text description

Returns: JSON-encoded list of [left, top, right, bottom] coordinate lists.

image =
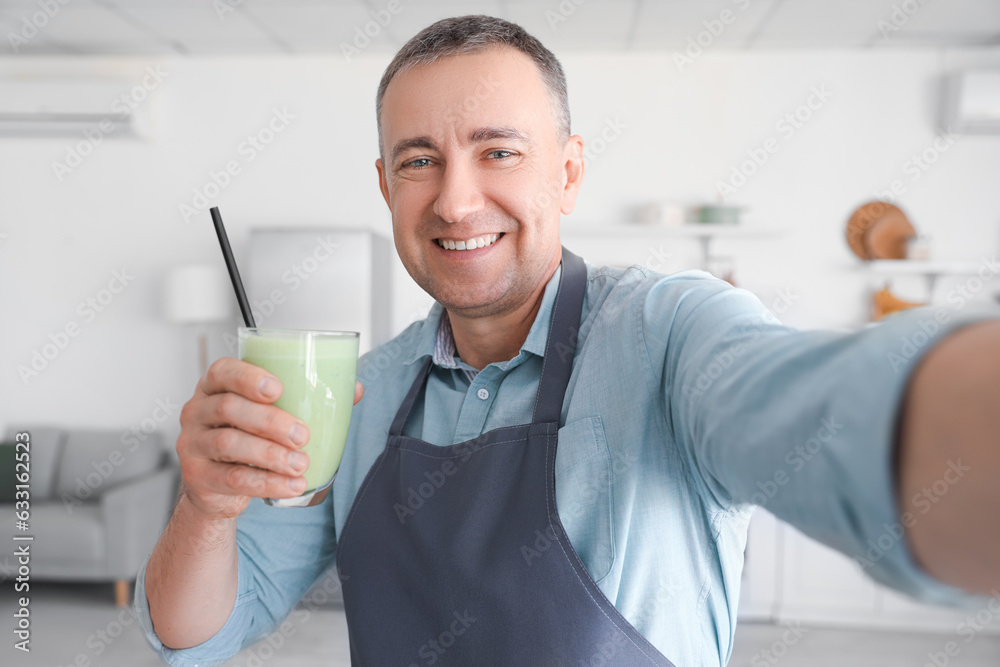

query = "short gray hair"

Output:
[[376, 15, 571, 158]]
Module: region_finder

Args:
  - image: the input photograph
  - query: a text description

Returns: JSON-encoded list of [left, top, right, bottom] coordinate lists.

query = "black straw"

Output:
[[210, 206, 257, 328]]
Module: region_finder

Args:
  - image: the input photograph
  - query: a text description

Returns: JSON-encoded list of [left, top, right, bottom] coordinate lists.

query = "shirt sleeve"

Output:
[[642, 270, 1000, 607], [134, 496, 339, 666]]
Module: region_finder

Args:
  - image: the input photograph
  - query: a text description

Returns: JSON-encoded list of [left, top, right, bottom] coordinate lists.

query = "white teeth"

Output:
[[436, 233, 501, 251]]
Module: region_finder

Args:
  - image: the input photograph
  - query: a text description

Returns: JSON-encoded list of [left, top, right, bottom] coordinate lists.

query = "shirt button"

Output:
[[477, 388, 490, 400]]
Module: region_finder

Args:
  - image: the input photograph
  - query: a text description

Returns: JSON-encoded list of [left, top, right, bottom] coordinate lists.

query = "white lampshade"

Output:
[[164, 264, 233, 323]]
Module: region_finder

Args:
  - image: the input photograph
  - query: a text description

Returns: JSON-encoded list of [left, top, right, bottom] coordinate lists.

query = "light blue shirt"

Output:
[[136, 261, 997, 667]]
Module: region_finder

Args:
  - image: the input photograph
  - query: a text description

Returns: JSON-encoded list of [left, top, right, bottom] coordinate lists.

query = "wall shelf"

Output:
[[563, 224, 784, 270], [862, 259, 983, 295]]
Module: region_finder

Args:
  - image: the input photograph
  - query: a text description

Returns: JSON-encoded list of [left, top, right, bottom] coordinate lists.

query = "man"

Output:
[[138, 15, 1000, 667]]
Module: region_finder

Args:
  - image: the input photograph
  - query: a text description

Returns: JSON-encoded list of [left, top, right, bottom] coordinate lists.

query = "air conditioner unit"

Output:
[[0, 79, 150, 138], [943, 70, 1000, 134]]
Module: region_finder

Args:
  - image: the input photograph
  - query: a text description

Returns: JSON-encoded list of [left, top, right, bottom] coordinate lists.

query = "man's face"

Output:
[[377, 47, 584, 319]]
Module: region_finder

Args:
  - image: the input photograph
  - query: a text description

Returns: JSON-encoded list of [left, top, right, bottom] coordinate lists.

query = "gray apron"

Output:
[[337, 247, 676, 666]]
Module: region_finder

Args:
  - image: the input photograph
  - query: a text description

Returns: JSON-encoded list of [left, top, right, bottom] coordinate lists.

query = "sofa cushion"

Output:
[[24, 503, 106, 576], [53, 430, 163, 500], [2, 427, 65, 501]]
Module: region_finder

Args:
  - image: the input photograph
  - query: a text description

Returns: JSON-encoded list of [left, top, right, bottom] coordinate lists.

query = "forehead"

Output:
[[380, 47, 556, 149]]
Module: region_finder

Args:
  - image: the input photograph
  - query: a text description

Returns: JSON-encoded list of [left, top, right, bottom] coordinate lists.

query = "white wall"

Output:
[[2, 48, 999, 448]]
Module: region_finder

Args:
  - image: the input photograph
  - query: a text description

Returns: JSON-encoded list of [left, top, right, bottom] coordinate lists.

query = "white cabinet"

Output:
[[776, 521, 880, 627], [741, 510, 999, 633]]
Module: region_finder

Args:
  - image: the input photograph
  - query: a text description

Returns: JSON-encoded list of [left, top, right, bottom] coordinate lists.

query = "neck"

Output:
[[447, 260, 561, 370]]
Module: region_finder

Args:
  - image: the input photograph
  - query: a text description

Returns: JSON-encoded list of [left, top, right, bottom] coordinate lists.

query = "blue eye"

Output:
[[488, 150, 513, 159], [404, 158, 432, 169]]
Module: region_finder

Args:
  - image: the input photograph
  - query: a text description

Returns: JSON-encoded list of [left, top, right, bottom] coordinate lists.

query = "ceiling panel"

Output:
[[380, 2, 505, 45], [505, 0, 639, 50], [233, 4, 392, 53], [894, 0, 1000, 34], [878, 0, 1000, 48], [632, 0, 779, 50], [14, 4, 176, 54], [0, 0, 996, 55], [113, 5, 284, 54], [751, 0, 895, 48]]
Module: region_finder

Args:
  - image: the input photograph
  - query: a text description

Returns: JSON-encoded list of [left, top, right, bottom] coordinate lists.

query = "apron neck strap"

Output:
[[531, 246, 586, 425], [389, 246, 587, 436]]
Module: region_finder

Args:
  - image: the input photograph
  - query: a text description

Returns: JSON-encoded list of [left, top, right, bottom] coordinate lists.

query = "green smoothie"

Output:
[[239, 330, 359, 494]]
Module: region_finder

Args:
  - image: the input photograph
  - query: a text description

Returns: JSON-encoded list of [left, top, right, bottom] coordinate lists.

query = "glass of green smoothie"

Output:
[[238, 328, 359, 508]]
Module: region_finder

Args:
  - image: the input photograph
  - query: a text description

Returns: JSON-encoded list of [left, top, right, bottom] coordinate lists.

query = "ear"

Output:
[[376, 158, 391, 209], [559, 135, 585, 215]]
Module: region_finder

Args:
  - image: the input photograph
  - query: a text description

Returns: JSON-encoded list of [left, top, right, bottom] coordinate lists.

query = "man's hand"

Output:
[[176, 357, 365, 521]]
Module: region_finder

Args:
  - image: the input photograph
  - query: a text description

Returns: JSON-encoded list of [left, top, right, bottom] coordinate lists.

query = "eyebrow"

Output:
[[390, 126, 533, 165], [468, 126, 532, 144]]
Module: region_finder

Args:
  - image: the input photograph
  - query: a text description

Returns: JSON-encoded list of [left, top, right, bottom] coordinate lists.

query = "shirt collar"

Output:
[[402, 264, 563, 370]]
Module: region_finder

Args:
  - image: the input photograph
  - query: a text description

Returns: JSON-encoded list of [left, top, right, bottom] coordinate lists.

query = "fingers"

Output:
[[194, 393, 309, 450], [178, 428, 310, 500], [199, 358, 283, 404], [203, 427, 309, 477], [355, 381, 364, 405], [200, 459, 308, 498]]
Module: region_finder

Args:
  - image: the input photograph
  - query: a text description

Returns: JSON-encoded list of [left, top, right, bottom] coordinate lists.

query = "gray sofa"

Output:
[[1, 426, 178, 606]]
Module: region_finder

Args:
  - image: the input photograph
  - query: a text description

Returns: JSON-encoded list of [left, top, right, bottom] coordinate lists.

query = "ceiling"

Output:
[[0, 0, 998, 56]]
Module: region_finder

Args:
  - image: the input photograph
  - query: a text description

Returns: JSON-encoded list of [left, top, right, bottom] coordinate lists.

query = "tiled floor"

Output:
[[2, 582, 1000, 666]]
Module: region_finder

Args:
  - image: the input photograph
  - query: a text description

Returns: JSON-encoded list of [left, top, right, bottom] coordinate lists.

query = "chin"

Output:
[[433, 288, 506, 316]]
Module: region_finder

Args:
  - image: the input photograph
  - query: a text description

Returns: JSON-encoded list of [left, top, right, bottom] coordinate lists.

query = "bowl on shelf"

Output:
[[846, 201, 916, 260], [693, 204, 744, 224]]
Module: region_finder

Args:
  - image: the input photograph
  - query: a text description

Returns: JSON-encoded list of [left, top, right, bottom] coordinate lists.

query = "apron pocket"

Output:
[[555, 416, 615, 584]]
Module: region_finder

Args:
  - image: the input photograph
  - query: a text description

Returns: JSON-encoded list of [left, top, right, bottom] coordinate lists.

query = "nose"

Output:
[[433, 160, 486, 224]]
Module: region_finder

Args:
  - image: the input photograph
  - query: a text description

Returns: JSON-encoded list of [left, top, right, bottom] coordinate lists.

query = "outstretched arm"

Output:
[[646, 272, 1000, 604], [896, 320, 1000, 595]]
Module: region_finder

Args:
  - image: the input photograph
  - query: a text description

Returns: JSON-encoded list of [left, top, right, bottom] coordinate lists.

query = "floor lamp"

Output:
[[164, 264, 233, 377]]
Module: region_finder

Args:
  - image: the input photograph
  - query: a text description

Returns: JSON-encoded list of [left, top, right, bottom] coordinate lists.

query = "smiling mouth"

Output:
[[435, 232, 503, 251]]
